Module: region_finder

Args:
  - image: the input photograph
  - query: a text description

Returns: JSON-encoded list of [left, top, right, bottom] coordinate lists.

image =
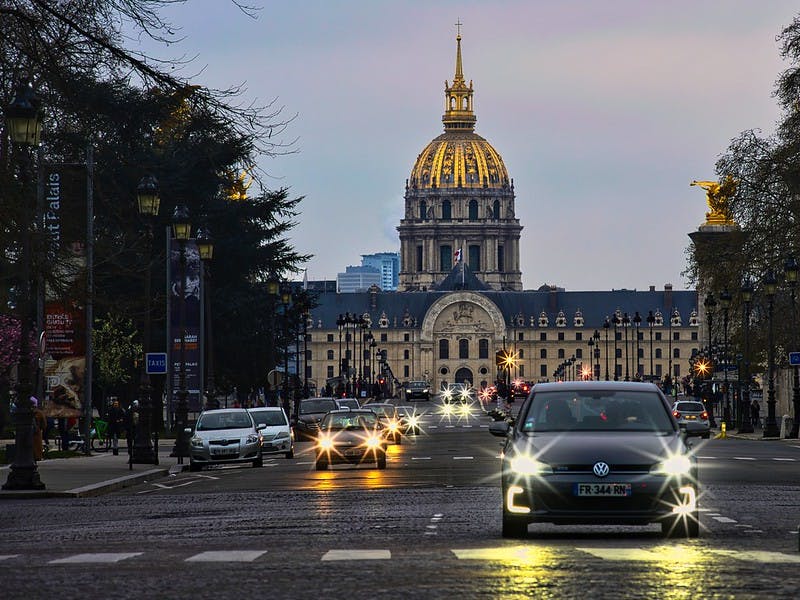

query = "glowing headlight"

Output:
[[441, 403, 455, 416], [364, 435, 382, 449], [407, 416, 420, 428], [318, 436, 334, 450], [190, 436, 203, 447], [651, 454, 693, 476], [509, 454, 552, 476], [387, 420, 400, 432]]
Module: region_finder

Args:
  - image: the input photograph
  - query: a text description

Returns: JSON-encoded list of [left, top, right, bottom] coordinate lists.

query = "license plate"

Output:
[[343, 448, 363, 457], [686, 415, 697, 420], [574, 483, 631, 497], [212, 447, 238, 456]]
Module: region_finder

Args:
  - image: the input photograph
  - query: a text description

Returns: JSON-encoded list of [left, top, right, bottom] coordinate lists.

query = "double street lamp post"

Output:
[[131, 176, 160, 464], [647, 310, 655, 381], [633, 311, 642, 379], [738, 280, 754, 433], [171, 205, 191, 461], [785, 257, 800, 438], [763, 271, 780, 437], [3, 79, 45, 491], [622, 312, 630, 381], [602, 317, 610, 381], [281, 287, 292, 418], [196, 227, 215, 409], [719, 290, 732, 426], [592, 329, 600, 380]]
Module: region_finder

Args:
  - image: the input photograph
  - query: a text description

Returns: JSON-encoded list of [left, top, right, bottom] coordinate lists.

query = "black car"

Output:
[[490, 381, 700, 539], [293, 397, 339, 440], [404, 381, 430, 401]]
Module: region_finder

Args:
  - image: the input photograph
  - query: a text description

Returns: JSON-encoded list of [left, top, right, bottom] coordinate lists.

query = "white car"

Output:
[[189, 408, 264, 471], [671, 400, 711, 439], [248, 407, 295, 458]]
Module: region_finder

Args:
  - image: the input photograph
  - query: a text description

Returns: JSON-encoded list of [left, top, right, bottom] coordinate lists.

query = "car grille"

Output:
[[209, 439, 240, 446], [551, 464, 653, 474], [537, 492, 659, 512]]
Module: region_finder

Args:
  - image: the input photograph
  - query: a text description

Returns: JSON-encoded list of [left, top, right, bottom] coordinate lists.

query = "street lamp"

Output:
[[171, 204, 191, 461], [763, 270, 780, 437], [131, 176, 160, 464], [281, 287, 292, 417], [602, 317, 610, 381], [612, 313, 620, 381], [592, 329, 600, 380], [266, 280, 280, 406], [738, 279, 754, 433], [785, 257, 799, 438], [647, 310, 655, 381], [622, 312, 630, 381], [719, 289, 732, 427], [587, 337, 594, 380], [633, 311, 642, 380], [3, 79, 45, 491], [196, 226, 215, 409]]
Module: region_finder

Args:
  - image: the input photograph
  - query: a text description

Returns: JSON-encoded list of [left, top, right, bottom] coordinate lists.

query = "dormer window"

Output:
[[654, 310, 664, 327], [378, 311, 389, 328], [689, 309, 699, 327], [573, 309, 584, 328], [556, 310, 567, 328], [538, 311, 549, 327]]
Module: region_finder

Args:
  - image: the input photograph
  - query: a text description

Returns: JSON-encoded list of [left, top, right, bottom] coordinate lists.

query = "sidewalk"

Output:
[[0, 440, 186, 499]]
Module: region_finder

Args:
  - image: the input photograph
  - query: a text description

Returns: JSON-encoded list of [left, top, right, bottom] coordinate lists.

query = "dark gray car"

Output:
[[293, 397, 339, 440], [489, 381, 700, 539]]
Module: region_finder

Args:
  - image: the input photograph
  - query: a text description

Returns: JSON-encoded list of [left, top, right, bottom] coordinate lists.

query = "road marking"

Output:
[[49, 553, 142, 564], [462, 425, 473, 428], [452, 546, 549, 563], [697, 456, 717, 459], [190, 474, 220, 479], [733, 457, 756, 460], [428, 426, 438, 429], [321, 550, 390, 561], [0, 555, 19, 561], [152, 480, 198, 490], [712, 516, 738, 523], [185, 550, 266, 562], [772, 457, 796, 461], [453, 456, 473, 460], [411, 457, 431, 460]]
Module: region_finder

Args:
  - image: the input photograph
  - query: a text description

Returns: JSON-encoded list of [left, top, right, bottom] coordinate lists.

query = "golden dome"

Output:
[[410, 132, 509, 190], [408, 32, 510, 190]]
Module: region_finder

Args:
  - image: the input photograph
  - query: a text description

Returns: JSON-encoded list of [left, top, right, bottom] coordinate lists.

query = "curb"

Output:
[[0, 467, 170, 499]]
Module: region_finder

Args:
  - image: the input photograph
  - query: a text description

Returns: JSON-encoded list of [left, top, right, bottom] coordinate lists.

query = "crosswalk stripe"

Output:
[[713, 550, 800, 563], [713, 516, 737, 523], [0, 555, 19, 561], [321, 549, 390, 561], [185, 550, 266, 562], [49, 553, 142, 564], [452, 546, 550, 562], [772, 458, 796, 461], [577, 548, 663, 561]]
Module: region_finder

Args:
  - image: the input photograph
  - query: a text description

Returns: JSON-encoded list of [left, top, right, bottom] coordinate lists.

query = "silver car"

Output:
[[671, 400, 711, 439], [249, 407, 294, 458], [189, 408, 264, 471]]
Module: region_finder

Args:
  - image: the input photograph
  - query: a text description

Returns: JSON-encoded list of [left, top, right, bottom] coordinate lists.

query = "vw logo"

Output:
[[592, 461, 610, 477]]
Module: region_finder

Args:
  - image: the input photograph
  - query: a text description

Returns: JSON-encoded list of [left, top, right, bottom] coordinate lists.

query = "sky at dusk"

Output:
[[135, 0, 800, 292]]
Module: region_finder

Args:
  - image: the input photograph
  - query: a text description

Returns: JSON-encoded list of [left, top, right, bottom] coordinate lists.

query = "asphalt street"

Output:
[[1, 401, 799, 599]]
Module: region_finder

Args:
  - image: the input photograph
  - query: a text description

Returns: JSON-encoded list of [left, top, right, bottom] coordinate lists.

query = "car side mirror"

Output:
[[488, 421, 510, 437], [256, 424, 266, 431]]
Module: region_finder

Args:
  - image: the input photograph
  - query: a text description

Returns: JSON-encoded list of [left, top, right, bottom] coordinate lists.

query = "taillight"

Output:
[[672, 410, 680, 418], [701, 411, 708, 419]]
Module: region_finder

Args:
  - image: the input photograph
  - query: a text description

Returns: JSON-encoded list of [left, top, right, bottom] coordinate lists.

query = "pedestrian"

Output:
[[751, 399, 760, 428], [126, 400, 139, 453], [31, 397, 47, 461], [107, 399, 126, 455]]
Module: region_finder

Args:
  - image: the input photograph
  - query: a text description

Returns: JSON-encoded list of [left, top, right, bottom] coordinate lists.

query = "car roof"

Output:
[[532, 381, 664, 393], [200, 408, 250, 415], [326, 408, 377, 414], [248, 407, 284, 412]]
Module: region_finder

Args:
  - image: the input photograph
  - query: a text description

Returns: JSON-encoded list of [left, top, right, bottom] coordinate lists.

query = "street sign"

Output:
[[267, 369, 283, 386], [146, 352, 168, 374], [790, 351, 800, 366]]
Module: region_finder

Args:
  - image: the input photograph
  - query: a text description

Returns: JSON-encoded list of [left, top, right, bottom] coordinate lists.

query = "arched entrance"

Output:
[[454, 367, 473, 387]]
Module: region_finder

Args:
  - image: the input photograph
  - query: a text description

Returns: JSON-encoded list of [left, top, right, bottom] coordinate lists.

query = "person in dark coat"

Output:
[[107, 399, 126, 456]]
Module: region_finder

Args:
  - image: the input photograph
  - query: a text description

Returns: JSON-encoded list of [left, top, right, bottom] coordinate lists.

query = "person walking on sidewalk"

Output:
[[107, 399, 126, 456], [751, 399, 761, 429]]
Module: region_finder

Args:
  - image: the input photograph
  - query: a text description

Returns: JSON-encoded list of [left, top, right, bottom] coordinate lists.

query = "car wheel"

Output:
[[376, 451, 387, 469], [253, 454, 263, 468], [315, 458, 328, 470], [189, 461, 201, 472], [662, 513, 700, 538], [502, 513, 528, 538]]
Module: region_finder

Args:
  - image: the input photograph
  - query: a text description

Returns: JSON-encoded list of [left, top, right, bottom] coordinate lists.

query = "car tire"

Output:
[[253, 454, 263, 468], [315, 458, 328, 470], [189, 461, 201, 472], [502, 513, 528, 538], [376, 451, 387, 469]]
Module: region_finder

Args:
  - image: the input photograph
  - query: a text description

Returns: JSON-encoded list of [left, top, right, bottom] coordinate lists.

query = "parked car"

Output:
[[336, 398, 361, 410], [671, 400, 711, 439], [404, 381, 431, 401], [315, 409, 388, 470], [490, 381, 700, 539], [188, 408, 264, 471], [293, 397, 339, 440], [248, 407, 294, 458], [365, 402, 402, 444]]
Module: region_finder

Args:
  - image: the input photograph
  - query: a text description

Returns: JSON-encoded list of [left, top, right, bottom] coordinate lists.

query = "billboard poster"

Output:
[[42, 164, 87, 419], [169, 237, 201, 411]]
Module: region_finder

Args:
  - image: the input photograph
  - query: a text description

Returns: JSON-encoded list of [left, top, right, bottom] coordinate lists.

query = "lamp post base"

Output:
[[2, 465, 45, 490], [763, 421, 780, 438]]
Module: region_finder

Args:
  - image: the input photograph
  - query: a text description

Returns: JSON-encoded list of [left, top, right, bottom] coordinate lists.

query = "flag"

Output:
[[454, 248, 462, 263]]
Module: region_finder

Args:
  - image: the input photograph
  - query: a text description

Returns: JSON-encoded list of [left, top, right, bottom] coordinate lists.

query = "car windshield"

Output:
[[300, 399, 338, 414], [675, 402, 705, 412], [337, 399, 360, 409], [409, 382, 426, 389], [250, 411, 287, 426], [518, 390, 675, 434], [196, 412, 253, 431], [321, 412, 378, 430], [369, 405, 393, 418]]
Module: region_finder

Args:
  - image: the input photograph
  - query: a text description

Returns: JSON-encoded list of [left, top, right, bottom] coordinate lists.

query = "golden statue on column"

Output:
[[690, 175, 737, 226]]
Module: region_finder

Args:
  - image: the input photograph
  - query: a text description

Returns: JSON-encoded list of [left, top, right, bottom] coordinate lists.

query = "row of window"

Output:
[[323, 330, 695, 343], [418, 199, 501, 221]]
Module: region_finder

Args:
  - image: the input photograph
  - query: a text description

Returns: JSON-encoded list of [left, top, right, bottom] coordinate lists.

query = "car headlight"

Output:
[[246, 434, 260, 444], [364, 435, 382, 449], [509, 454, 552, 476], [651, 454, 693, 476], [405, 389, 411, 394], [190, 436, 203, 447], [318, 436, 334, 450], [274, 431, 289, 440], [387, 420, 400, 432], [407, 416, 420, 428]]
